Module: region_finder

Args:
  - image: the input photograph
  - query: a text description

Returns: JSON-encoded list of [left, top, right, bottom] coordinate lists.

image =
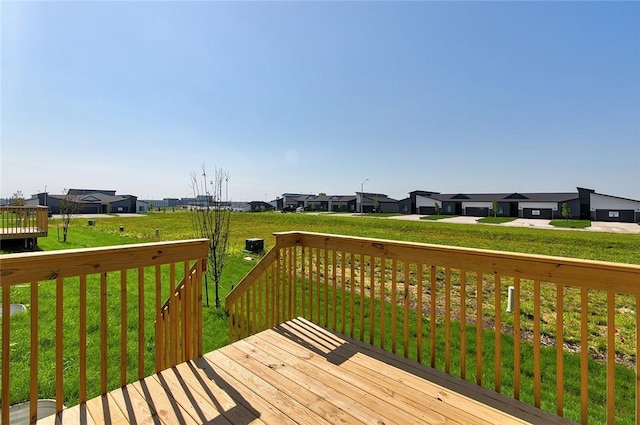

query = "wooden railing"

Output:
[[0, 206, 49, 240], [226, 231, 640, 425], [0, 239, 208, 424]]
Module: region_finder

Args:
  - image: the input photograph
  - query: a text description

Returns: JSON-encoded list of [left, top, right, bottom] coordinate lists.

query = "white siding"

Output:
[[462, 201, 492, 209], [591, 193, 640, 211], [415, 195, 441, 208], [519, 202, 558, 210]]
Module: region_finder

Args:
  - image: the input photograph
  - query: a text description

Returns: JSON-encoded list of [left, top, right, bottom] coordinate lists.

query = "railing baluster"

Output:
[[417, 263, 423, 364], [430, 265, 436, 368], [607, 291, 615, 424], [534, 280, 541, 407], [580, 287, 589, 424], [324, 248, 329, 328], [556, 283, 563, 415], [636, 295, 640, 425], [266, 267, 271, 329], [30, 280, 39, 423], [332, 250, 337, 330], [460, 270, 467, 380], [155, 265, 162, 373], [380, 258, 386, 350], [288, 247, 293, 322], [272, 262, 278, 328], [100, 272, 108, 394], [197, 260, 204, 357], [170, 263, 178, 367], [350, 252, 356, 339], [2, 283, 10, 425], [56, 277, 64, 412], [276, 252, 282, 326], [495, 273, 502, 393], [309, 248, 313, 321], [476, 272, 483, 386], [138, 267, 145, 379], [241, 290, 247, 339], [252, 275, 257, 335], [184, 262, 191, 360], [514, 277, 521, 400], [120, 269, 128, 386], [369, 256, 375, 346], [391, 259, 397, 354], [445, 267, 451, 373], [341, 251, 346, 335], [258, 274, 264, 332], [301, 247, 306, 319], [360, 254, 365, 342], [294, 247, 299, 321], [403, 260, 409, 358], [317, 249, 322, 326]]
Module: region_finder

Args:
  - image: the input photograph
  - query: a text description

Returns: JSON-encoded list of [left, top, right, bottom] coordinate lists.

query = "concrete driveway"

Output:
[[587, 221, 640, 234], [387, 215, 640, 234]]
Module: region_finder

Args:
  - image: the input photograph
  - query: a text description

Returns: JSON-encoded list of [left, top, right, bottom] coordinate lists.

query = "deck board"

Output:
[[37, 318, 577, 425]]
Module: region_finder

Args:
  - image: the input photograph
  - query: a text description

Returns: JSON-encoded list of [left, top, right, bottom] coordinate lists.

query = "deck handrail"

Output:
[[226, 231, 640, 425], [0, 206, 49, 241], [0, 239, 208, 424]]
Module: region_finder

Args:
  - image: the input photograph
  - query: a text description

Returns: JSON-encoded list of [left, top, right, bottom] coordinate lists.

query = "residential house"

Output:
[[27, 189, 138, 214], [411, 187, 640, 222]]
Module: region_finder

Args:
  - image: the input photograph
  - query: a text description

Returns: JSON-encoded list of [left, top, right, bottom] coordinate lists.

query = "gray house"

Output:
[[412, 187, 640, 222], [28, 189, 138, 214], [356, 192, 400, 213], [276, 194, 357, 212]]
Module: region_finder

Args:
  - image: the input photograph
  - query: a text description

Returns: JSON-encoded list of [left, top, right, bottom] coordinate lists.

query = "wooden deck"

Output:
[[0, 227, 48, 240], [37, 318, 576, 425]]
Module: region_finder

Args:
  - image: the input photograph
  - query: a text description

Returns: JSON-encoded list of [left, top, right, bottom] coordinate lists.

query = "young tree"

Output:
[[59, 189, 80, 242], [191, 165, 231, 308], [561, 202, 571, 221], [10, 191, 25, 206], [434, 202, 441, 216], [492, 200, 498, 218]]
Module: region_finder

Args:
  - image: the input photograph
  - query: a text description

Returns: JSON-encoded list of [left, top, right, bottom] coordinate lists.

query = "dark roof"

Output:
[[592, 191, 640, 203], [362, 193, 399, 203], [47, 192, 132, 204], [423, 192, 579, 203]]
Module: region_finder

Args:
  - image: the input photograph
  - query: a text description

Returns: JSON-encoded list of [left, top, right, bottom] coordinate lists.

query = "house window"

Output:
[[609, 211, 619, 218], [532, 210, 540, 216]]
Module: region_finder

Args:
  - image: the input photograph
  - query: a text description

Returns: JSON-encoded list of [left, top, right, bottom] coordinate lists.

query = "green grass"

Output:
[[477, 216, 517, 224], [419, 214, 459, 220], [2, 210, 639, 421], [550, 219, 592, 229]]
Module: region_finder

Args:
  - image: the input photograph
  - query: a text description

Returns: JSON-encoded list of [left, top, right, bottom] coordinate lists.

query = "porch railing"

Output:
[[0, 239, 208, 424], [226, 231, 640, 425], [0, 206, 49, 240]]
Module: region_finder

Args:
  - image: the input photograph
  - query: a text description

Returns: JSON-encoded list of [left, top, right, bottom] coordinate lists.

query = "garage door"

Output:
[[464, 207, 490, 217], [595, 209, 635, 223], [522, 208, 552, 219], [419, 206, 436, 215]]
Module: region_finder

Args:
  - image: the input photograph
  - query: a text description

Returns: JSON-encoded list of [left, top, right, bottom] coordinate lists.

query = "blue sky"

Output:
[[2, 1, 639, 202]]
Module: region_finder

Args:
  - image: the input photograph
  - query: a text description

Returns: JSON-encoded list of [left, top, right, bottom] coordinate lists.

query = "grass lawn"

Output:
[[2, 211, 639, 422], [477, 216, 518, 224], [550, 219, 592, 229], [419, 214, 459, 220]]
